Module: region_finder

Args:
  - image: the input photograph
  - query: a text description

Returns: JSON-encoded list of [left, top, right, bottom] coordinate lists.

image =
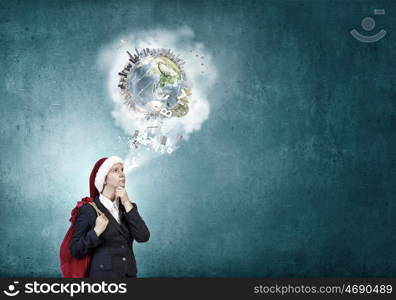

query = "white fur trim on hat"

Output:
[[95, 156, 124, 193]]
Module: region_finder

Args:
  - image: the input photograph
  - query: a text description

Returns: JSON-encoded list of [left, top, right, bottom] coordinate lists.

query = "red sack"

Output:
[[59, 197, 94, 278], [60, 157, 109, 278]]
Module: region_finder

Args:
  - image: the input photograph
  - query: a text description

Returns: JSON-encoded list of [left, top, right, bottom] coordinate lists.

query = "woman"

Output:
[[70, 156, 150, 278]]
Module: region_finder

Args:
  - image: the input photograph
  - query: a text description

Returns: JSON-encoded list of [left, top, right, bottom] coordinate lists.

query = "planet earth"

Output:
[[127, 55, 190, 118]]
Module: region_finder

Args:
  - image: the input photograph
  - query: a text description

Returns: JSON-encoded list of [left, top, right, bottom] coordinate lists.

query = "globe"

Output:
[[125, 54, 190, 118]]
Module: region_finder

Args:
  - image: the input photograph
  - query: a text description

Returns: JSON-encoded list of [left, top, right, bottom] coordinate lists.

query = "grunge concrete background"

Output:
[[0, 0, 395, 277]]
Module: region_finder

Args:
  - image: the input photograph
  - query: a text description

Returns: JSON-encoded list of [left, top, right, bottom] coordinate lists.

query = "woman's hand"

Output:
[[115, 187, 134, 212], [94, 214, 109, 237]]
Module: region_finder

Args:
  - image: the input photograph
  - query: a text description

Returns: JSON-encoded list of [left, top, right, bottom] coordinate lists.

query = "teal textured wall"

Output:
[[0, 0, 395, 277]]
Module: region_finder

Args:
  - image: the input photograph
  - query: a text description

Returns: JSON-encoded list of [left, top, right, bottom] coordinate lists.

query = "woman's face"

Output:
[[105, 163, 125, 189]]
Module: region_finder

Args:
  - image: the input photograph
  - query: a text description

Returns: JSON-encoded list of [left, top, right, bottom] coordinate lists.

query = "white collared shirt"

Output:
[[99, 193, 120, 223]]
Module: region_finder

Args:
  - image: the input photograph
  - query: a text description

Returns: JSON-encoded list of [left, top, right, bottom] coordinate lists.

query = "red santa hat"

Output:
[[89, 156, 124, 198]]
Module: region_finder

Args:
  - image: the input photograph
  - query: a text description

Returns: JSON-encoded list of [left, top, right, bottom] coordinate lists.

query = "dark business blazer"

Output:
[[70, 195, 150, 278]]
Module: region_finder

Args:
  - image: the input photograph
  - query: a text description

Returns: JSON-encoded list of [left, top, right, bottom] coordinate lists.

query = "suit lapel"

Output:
[[95, 196, 129, 241], [118, 204, 130, 234]]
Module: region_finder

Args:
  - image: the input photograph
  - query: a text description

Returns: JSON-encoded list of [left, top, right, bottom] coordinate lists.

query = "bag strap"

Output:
[[88, 202, 103, 216]]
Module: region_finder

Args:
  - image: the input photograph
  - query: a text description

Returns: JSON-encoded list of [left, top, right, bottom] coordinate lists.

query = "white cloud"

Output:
[[98, 26, 217, 173]]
